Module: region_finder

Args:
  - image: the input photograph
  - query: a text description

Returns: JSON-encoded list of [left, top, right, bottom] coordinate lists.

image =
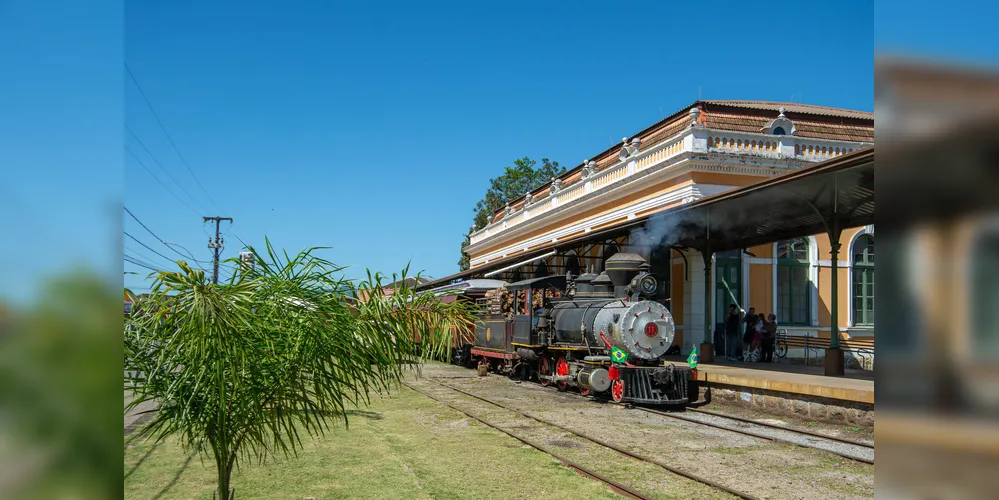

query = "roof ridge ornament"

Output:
[[524, 191, 533, 206], [764, 107, 797, 136], [550, 177, 563, 195], [581, 160, 598, 179], [689, 106, 702, 127], [619, 137, 641, 161]]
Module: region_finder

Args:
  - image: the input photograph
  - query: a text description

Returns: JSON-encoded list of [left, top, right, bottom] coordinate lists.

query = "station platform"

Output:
[[664, 357, 874, 405]]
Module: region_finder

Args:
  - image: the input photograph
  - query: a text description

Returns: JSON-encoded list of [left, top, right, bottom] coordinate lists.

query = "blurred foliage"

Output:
[[124, 238, 475, 500], [0, 272, 120, 499]]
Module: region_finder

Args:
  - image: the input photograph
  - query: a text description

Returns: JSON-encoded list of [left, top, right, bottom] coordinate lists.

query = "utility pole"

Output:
[[204, 216, 232, 284]]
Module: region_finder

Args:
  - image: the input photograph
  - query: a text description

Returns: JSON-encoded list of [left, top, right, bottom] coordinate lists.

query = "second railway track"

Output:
[[406, 378, 759, 500]]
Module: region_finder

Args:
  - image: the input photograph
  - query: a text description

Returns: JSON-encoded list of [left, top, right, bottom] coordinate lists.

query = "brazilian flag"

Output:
[[611, 346, 629, 364], [687, 347, 698, 369]]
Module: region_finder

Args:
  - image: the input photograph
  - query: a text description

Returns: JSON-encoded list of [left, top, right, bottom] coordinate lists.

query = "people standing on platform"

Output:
[[761, 313, 778, 362], [725, 304, 742, 362], [742, 307, 757, 361], [751, 315, 764, 360]]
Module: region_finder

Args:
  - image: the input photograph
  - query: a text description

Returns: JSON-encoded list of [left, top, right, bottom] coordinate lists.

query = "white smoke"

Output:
[[629, 211, 699, 254]]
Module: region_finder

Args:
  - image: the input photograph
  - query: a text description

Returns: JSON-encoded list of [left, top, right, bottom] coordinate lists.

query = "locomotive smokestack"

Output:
[[604, 253, 648, 288]]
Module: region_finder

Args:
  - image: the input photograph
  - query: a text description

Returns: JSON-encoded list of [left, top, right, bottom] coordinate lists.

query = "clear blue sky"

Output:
[[1, 0, 994, 301]]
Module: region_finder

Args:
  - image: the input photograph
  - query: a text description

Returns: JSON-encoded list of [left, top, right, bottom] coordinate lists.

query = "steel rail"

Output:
[[429, 379, 758, 500], [636, 406, 874, 465], [401, 382, 655, 500], [687, 407, 874, 449]]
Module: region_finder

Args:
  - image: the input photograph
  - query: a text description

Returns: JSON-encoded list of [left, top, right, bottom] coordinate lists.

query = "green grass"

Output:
[[843, 426, 862, 432], [124, 387, 621, 500]]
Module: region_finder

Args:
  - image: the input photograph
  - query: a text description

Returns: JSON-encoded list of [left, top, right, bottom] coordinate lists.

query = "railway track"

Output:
[[439, 373, 874, 465], [634, 405, 874, 465], [406, 379, 759, 500]]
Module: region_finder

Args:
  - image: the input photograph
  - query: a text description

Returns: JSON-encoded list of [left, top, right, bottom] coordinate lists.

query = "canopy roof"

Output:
[[421, 147, 875, 291]]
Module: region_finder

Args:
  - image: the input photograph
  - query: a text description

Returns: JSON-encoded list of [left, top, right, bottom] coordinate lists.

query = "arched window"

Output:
[[649, 245, 672, 309], [973, 231, 999, 359], [777, 238, 810, 325], [772, 126, 786, 136], [715, 249, 742, 325], [564, 253, 581, 277], [852, 235, 875, 326], [534, 260, 549, 278], [601, 242, 621, 272]]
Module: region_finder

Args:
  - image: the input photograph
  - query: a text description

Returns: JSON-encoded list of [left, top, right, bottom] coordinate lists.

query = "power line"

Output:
[[124, 244, 173, 268], [125, 62, 224, 213], [125, 254, 165, 273], [126, 125, 214, 214], [124, 205, 195, 260], [126, 147, 201, 216], [125, 231, 178, 265]]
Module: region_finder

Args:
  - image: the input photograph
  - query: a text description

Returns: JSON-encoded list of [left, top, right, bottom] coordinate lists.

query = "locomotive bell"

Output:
[[590, 272, 615, 298]]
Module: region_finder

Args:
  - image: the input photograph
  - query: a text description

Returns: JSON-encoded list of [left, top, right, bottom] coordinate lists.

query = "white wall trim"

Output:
[[744, 257, 771, 265], [846, 226, 874, 327], [817, 260, 852, 268], [807, 235, 819, 327], [772, 242, 778, 320], [742, 255, 751, 311], [469, 183, 733, 267]]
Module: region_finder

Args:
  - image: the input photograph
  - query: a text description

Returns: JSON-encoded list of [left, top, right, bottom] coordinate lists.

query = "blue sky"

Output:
[[2, 0, 992, 300]]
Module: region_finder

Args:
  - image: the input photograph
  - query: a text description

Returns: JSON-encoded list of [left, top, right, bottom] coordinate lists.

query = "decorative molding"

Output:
[[581, 160, 598, 179], [469, 183, 734, 267]]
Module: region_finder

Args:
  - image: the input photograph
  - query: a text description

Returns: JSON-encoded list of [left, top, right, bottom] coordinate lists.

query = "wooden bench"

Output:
[[775, 330, 875, 368]]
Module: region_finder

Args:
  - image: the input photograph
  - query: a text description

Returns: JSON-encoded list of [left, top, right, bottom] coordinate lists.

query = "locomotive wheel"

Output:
[[555, 357, 569, 392], [538, 356, 552, 387], [611, 379, 624, 403], [580, 387, 591, 396]]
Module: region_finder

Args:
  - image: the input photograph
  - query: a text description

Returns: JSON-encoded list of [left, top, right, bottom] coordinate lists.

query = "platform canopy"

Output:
[[420, 147, 874, 290]]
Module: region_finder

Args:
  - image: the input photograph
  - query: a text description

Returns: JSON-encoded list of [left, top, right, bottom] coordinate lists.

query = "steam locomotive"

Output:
[[445, 253, 709, 407]]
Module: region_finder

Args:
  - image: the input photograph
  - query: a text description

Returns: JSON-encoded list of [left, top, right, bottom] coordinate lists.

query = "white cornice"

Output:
[[469, 182, 736, 267]]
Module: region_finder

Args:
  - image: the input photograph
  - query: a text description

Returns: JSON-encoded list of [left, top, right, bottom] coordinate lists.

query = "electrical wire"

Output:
[[124, 206, 196, 261], [125, 62, 224, 214], [125, 231, 179, 265], [126, 125, 214, 214], [124, 254, 165, 273], [126, 147, 201, 217]]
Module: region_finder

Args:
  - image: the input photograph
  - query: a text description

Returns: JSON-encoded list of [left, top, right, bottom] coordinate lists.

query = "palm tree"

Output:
[[124, 239, 473, 499]]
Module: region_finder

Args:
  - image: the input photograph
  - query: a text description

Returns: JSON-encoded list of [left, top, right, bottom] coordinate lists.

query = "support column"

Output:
[[700, 246, 714, 363], [825, 225, 845, 376]]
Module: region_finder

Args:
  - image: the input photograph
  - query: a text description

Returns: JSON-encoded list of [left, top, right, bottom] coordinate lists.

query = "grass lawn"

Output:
[[124, 385, 620, 500]]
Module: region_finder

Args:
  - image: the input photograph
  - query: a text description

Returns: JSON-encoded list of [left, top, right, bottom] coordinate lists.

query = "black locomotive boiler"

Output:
[[456, 253, 709, 407]]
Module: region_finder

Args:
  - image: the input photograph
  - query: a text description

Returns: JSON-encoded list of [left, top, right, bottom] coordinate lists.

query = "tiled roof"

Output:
[[702, 100, 874, 120], [701, 111, 874, 142]]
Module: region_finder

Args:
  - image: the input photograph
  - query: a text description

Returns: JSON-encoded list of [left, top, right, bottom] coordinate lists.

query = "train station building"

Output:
[[428, 100, 876, 372]]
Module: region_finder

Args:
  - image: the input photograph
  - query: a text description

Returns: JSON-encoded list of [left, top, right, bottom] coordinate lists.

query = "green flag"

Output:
[[611, 346, 629, 364], [687, 348, 698, 369]]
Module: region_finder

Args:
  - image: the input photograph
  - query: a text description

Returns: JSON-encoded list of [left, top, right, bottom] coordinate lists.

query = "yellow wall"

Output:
[[748, 263, 773, 315]]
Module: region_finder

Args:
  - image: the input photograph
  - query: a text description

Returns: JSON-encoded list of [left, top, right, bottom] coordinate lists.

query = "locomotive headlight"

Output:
[[639, 275, 658, 296]]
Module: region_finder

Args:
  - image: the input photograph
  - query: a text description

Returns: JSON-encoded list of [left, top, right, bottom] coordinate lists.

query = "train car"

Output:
[[457, 252, 710, 408]]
